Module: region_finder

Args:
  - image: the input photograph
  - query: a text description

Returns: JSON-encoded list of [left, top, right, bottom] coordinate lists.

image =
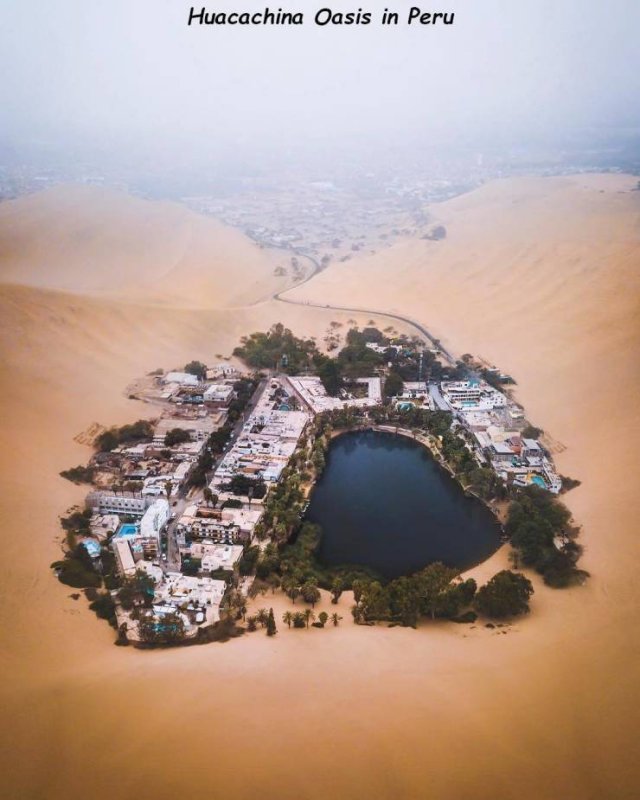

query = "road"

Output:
[[163, 377, 270, 571], [272, 251, 456, 366]]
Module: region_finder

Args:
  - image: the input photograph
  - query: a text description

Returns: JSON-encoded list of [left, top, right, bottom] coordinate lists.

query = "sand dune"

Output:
[[0, 185, 290, 307], [1, 176, 639, 799]]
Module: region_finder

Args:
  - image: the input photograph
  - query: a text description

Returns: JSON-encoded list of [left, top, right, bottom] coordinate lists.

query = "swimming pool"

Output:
[[115, 523, 139, 538]]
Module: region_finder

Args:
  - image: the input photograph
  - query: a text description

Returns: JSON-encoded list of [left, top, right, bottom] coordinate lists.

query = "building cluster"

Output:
[[74, 357, 564, 643], [423, 378, 562, 493], [111, 375, 311, 640], [285, 375, 382, 413], [77, 367, 254, 640]]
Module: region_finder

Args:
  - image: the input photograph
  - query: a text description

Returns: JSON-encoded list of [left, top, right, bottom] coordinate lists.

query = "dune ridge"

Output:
[[0, 184, 290, 307], [1, 175, 639, 799]]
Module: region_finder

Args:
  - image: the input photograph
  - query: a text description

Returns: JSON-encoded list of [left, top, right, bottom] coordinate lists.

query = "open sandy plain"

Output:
[[0, 175, 639, 799]]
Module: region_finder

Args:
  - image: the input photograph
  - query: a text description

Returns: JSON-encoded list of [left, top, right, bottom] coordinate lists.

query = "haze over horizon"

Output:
[[2, 0, 640, 167]]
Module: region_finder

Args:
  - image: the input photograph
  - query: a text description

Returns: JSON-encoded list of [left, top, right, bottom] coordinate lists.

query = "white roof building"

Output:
[[164, 372, 199, 386], [113, 538, 136, 577], [194, 543, 244, 572], [140, 498, 170, 543], [203, 384, 235, 405]]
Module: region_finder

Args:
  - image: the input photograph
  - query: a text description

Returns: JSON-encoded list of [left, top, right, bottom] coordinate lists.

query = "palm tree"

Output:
[[282, 576, 300, 604], [303, 608, 315, 628], [331, 612, 343, 627], [301, 580, 321, 608], [256, 608, 269, 628], [282, 611, 293, 628]]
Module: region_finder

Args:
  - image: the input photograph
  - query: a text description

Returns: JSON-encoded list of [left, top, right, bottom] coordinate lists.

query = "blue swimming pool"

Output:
[[116, 523, 139, 538]]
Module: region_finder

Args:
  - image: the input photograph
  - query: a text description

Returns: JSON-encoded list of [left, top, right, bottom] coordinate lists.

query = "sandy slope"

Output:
[[1, 177, 640, 799], [0, 185, 290, 307]]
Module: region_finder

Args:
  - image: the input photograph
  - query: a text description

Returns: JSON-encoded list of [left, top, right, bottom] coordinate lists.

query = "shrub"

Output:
[[474, 571, 533, 618], [59, 465, 96, 484]]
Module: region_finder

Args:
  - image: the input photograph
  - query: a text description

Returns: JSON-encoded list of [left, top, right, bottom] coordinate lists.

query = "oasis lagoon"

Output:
[[306, 430, 502, 579]]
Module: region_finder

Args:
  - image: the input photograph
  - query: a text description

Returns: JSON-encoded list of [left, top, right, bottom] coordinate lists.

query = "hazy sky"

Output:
[[1, 0, 639, 161]]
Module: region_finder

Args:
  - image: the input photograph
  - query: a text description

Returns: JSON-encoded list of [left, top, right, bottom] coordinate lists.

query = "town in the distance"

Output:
[[54, 322, 581, 646]]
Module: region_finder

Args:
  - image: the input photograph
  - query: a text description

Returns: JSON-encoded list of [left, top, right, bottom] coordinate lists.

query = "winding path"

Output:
[[272, 250, 456, 365]]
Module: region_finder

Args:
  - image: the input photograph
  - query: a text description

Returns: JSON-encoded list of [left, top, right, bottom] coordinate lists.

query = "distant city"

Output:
[[2, 131, 639, 263]]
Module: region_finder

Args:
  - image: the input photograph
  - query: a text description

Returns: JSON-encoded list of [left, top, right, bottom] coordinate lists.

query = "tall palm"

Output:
[[303, 608, 315, 628], [256, 608, 269, 628], [331, 613, 342, 627], [282, 611, 293, 628]]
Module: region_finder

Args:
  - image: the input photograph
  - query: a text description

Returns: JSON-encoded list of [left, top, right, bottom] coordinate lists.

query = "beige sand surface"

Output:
[[1, 176, 639, 799], [0, 185, 291, 307]]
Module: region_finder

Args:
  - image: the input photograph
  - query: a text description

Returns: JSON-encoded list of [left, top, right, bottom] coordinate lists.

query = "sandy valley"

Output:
[[1, 174, 639, 799]]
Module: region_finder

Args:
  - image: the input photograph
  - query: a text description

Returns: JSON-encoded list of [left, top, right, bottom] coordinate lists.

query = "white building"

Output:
[[164, 372, 199, 387], [87, 492, 152, 517], [140, 498, 170, 545], [153, 572, 227, 625], [203, 384, 235, 406], [192, 543, 244, 572], [440, 379, 507, 412], [113, 538, 136, 577]]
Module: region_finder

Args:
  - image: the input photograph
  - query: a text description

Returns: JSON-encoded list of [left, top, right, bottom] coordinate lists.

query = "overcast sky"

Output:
[[1, 0, 639, 162]]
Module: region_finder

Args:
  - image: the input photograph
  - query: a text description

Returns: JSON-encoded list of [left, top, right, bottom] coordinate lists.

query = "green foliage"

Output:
[[138, 611, 186, 646], [317, 357, 343, 396], [164, 427, 191, 446], [59, 465, 96, 485], [350, 563, 477, 626], [506, 486, 585, 587], [266, 608, 277, 636], [330, 576, 344, 604], [521, 425, 543, 439], [95, 420, 153, 452], [88, 591, 117, 625], [222, 498, 243, 509], [227, 474, 267, 499], [474, 570, 533, 618], [233, 323, 318, 374], [60, 508, 92, 542], [53, 556, 102, 589], [384, 371, 404, 398], [117, 570, 156, 610], [239, 545, 260, 576], [292, 612, 306, 628], [300, 579, 321, 607], [184, 360, 207, 380]]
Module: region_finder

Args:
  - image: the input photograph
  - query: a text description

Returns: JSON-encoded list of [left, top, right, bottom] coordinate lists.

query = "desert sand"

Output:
[[1, 175, 639, 800]]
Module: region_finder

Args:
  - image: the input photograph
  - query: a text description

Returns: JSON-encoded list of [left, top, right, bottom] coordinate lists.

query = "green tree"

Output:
[[184, 360, 207, 380], [318, 358, 343, 396], [301, 579, 321, 607], [416, 563, 460, 620], [138, 611, 185, 646], [474, 570, 534, 618], [330, 576, 344, 604], [164, 428, 191, 447], [303, 608, 315, 628], [266, 608, 277, 636], [256, 608, 269, 628], [282, 611, 293, 628], [282, 576, 300, 604], [331, 612, 343, 627], [384, 371, 404, 398], [317, 611, 329, 627]]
